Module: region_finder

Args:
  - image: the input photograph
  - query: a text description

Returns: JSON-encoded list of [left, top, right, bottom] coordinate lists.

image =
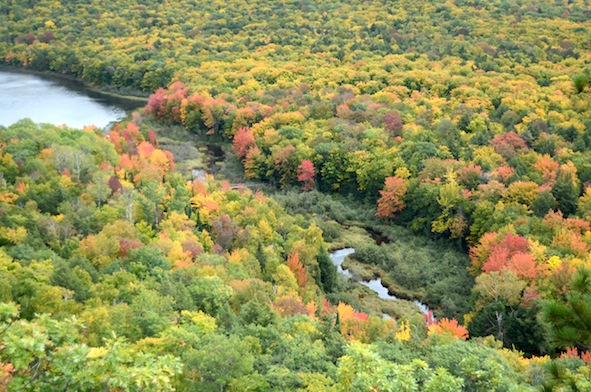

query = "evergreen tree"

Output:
[[317, 246, 337, 293]]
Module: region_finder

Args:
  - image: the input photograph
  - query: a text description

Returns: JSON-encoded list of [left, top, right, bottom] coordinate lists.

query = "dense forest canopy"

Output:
[[3, 0, 591, 390]]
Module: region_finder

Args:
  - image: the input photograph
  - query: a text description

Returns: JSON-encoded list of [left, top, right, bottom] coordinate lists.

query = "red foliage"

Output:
[[274, 297, 308, 317], [490, 131, 527, 160], [424, 310, 437, 326], [108, 176, 122, 193], [181, 239, 204, 259], [287, 251, 308, 289], [232, 127, 256, 159], [562, 347, 580, 359], [457, 164, 483, 189], [376, 176, 407, 219], [118, 238, 142, 258], [522, 285, 541, 306], [148, 129, 159, 147], [297, 160, 315, 191], [544, 210, 591, 234], [144, 88, 167, 116], [475, 232, 538, 279], [382, 110, 404, 136], [506, 252, 538, 279], [322, 299, 332, 315]]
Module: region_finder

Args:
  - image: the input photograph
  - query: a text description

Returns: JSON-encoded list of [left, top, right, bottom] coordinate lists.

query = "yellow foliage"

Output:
[[258, 219, 273, 242], [546, 256, 562, 274], [86, 347, 108, 359], [395, 321, 411, 341], [0, 226, 27, 244]]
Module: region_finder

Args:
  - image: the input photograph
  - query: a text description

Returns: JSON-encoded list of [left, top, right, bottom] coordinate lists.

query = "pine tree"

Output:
[[317, 246, 337, 293]]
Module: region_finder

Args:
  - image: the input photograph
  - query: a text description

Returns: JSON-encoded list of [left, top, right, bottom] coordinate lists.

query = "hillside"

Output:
[[3, 0, 591, 390]]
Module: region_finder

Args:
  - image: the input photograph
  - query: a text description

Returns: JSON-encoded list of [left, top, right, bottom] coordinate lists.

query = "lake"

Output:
[[0, 70, 145, 129]]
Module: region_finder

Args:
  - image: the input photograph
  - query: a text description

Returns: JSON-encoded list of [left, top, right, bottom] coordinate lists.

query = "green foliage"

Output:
[[4, 0, 591, 386], [318, 245, 338, 293], [542, 268, 591, 351]]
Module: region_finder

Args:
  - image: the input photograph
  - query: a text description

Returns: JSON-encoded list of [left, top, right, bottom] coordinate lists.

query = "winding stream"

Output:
[[330, 247, 431, 316]]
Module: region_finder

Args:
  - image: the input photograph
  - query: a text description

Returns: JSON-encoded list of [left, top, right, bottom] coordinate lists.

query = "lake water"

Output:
[[0, 70, 144, 129]]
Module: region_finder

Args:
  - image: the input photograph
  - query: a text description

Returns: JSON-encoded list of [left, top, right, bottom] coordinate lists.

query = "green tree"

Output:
[[317, 246, 337, 293]]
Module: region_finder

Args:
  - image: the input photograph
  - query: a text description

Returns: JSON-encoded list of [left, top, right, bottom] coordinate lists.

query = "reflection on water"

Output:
[[0, 71, 140, 129], [329, 248, 355, 278], [329, 247, 431, 316]]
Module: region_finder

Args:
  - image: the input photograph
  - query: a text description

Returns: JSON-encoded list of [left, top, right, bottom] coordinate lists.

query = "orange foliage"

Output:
[[0, 362, 15, 391], [137, 141, 155, 159], [492, 166, 515, 182], [533, 155, 559, 185], [543, 210, 591, 234], [552, 229, 589, 258], [305, 301, 318, 319], [428, 318, 469, 340], [336, 302, 373, 341], [376, 176, 407, 219], [232, 127, 256, 159], [287, 251, 308, 289]]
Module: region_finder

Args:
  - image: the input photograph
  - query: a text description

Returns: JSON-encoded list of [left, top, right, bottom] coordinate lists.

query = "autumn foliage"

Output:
[[428, 318, 469, 340], [287, 251, 308, 289], [297, 160, 315, 191], [471, 232, 538, 279], [376, 176, 407, 219], [232, 127, 256, 159]]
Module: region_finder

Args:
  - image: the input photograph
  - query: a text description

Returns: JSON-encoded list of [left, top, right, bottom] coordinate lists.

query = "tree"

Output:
[[543, 267, 591, 351], [382, 110, 403, 137], [317, 246, 337, 293], [532, 191, 558, 217], [468, 271, 527, 346], [552, 163, 580, 216], [297, 159, 316, 191], [232, 127, 255, 159], [185, 334, 254, 392], [552, 176, 579, 216], [376, 176, 407, 219]]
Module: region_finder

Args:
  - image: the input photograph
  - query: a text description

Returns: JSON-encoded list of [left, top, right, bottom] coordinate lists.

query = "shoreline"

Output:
[[0, 65, 149, 106]]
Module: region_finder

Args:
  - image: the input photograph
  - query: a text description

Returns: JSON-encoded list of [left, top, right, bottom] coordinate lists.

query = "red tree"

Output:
[[297, 160, 315, 191], [232, 127, 256, 159], [490, 131, 527, 160], [479, 233, 538, 279], [382, 110, 403, 137], [376, 176, 407, 219]]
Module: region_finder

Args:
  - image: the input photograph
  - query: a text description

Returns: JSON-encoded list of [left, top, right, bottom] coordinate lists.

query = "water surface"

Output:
[[0, 71, 142, 129], [329, 247, 431, 316]]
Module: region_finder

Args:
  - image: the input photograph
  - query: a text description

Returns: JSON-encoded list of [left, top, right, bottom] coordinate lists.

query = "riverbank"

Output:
[[330, 248, 432, 319], [127, 116, 473, 322]]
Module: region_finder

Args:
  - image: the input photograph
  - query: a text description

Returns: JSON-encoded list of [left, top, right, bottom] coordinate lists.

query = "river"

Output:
[[0, 70, 143, 129], [329, 247, 431, 316]]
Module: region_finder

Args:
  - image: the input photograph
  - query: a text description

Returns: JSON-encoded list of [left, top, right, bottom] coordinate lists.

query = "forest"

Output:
[[3, 0, 591, 390]]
